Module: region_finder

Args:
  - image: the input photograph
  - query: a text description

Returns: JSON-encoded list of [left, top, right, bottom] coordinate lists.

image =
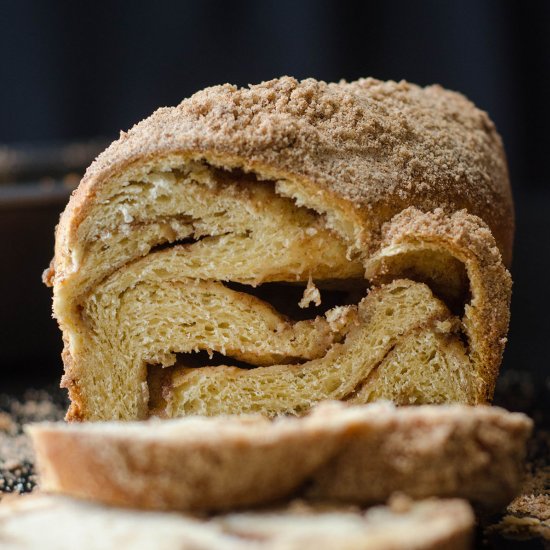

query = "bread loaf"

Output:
[[43, 77, 512, 420]]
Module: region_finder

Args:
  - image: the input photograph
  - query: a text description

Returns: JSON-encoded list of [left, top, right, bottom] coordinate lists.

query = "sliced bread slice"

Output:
[[27, 402, 532, 512]]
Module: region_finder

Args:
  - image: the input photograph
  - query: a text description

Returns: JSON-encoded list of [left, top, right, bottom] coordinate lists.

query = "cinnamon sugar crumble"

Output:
[[0, 389, 65, 496]]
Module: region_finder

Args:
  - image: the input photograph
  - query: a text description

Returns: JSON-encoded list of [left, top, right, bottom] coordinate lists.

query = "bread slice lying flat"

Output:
[[28, 402, 532, 512], [43, 77, 513, 421], [0, 493, 474, 550]]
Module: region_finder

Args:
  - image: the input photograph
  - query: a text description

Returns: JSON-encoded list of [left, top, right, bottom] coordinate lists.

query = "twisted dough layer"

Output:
[[45, 77, 512, 420]]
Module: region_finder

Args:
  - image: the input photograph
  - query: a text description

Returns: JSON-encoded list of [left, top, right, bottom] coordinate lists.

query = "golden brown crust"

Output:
[[51, 75, 512, 285], [28, 402, 532, 512]]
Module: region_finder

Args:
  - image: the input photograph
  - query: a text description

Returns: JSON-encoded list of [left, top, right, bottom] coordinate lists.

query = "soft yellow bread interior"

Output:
[[53, 164, 482, 420], [163, 281, 477, 417]]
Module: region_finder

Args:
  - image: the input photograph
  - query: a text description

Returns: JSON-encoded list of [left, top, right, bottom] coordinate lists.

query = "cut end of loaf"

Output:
[[46, 77, 513, 421], [55, 165, 483, 421]]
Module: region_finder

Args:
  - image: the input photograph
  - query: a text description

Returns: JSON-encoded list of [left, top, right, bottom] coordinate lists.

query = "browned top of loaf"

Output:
[[72, 76, 513, 262]]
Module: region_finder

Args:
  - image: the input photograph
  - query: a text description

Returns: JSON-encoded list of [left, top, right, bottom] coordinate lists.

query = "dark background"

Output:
[[1, 0, 549, 389]]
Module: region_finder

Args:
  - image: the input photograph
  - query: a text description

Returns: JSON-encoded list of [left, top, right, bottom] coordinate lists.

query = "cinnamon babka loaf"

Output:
[[44, 76, 513, 421]]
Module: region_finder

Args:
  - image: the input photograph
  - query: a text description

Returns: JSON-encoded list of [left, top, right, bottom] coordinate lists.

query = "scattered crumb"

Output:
[[483, 369, 550, 543], [298, 277, 321, 309], [488, 515, 550, 541], [508, 467, 550, 521], [0, 389, 66, 496]]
